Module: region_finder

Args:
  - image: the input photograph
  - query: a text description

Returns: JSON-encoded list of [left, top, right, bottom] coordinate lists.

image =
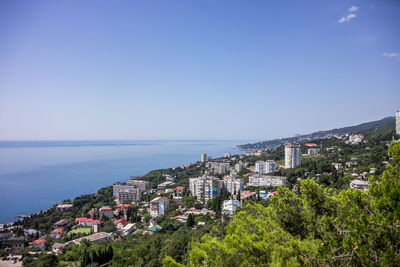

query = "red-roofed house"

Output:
[[99, 206, 114, 219], [305, 143, 317, 147], [114, 219, 127, 229], [51, 228, 65, 239], [31, 238, 46, 251], [116, 204, 131, 210]]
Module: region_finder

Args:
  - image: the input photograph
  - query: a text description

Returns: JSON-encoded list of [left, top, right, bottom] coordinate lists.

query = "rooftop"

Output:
[[31, 238, 46, 244]]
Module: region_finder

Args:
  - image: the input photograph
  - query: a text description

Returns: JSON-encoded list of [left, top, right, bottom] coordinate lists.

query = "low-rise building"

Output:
[[52, 243, 66, 254], [7, 236, 26, 254], [67, 232, 112, 245], [75, 218, 94, 227], [99, 206, 114, 219], [118, 223, 136, 236], [24, 229, 39, 238], [346, 160, 359, 167], [31, 238, 46, 251], [114, 219, 127, 229], [51, 228, 65, 239], [350, 179, 370, 190], [56, 203, 73, 212], [248, 174, 286, 187], [54, 219, 70, 229], [164, 174, 175, 182], [237, 191, 257, 205], [157, 181, 175, 189], [332, 163, 342, 170], [116, 204, 131, 217], [348, 134, 364, 144], [150, 197, 170, 217], [222, 199, 241, 218], [307, 148, 320, 155]]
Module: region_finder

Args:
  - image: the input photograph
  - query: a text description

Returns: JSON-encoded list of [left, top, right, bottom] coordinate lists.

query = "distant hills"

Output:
[[236, 116, 395, 151]]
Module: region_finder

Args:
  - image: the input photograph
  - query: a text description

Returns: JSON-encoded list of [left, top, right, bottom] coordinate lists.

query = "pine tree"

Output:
[[187, 214, 195, 227]]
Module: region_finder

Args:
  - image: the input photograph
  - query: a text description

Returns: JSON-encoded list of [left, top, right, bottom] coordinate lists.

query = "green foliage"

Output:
[[23, 253, 59, 267], [162, 256, 185, 267], [102, 220, 117, 233], [182, 141, 400, 266], [187, 214, 195, 228]]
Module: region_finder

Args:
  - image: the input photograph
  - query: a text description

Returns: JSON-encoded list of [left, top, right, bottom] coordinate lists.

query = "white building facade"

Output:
[[189, 176, 222, 204], [308, 148, 320, 155], [248, 174, 287, 187], [222, 199, 241, 218], [255, 161, 265, 174], [150, 197, 170, 217], [223, 177, 244, 194], [285, 144, 301, 169], [201, 153, 208, 163], [396, 110, 400, 135], [265, 160, 277, 174]]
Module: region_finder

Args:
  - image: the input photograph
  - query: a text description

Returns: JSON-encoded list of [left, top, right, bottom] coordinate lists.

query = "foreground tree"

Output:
[[164, 141, 400, 266]]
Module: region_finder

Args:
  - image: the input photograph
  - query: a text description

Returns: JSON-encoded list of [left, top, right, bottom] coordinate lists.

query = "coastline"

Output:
[[0, 140, 246, 224]]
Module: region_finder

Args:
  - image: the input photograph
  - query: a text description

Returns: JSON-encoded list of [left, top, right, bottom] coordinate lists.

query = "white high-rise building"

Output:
[[396, 110, 400, 135], [223, 176, 244, 195], [201, 153, 208, 163], [285, 144, 301, 169], [189, 175, 222, 204], [255, 161, 266, 174], [265, 160, 277, 174]]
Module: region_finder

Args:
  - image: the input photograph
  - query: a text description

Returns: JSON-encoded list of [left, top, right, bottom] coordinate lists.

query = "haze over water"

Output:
[[0, 140, 250, 224]]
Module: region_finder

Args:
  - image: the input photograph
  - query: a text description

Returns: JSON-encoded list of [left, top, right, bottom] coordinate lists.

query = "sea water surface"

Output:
[[0, 140, 251, 224]]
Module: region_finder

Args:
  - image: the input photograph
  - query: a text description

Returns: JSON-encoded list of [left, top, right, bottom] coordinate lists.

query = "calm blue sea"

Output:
[[0, 140, 251, 224]]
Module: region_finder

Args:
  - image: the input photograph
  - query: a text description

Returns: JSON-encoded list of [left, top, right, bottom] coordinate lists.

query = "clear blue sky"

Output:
[[0, 0, 399, 141]]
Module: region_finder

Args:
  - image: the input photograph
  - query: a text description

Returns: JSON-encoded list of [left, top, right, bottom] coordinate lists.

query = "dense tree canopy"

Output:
[[171, 141, 400, 266]]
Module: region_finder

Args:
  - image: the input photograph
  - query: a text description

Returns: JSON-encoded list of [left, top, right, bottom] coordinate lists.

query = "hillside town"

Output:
[[0, 111, 399, 266]]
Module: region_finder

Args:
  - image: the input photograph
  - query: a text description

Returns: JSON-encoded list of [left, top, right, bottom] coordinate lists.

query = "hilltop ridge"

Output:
[[236, 116, 395, 150]]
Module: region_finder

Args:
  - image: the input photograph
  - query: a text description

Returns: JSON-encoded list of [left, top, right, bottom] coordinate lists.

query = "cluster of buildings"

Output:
[[112, 179, 149, 204], [346, 134, 365, 145], [206, 161, 231, 174], [189, 175, 245, 204]]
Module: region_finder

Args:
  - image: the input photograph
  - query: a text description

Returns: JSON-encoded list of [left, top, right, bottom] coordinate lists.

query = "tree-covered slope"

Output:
[[165, 141, 400, 266], [237, 116, 395, 150]]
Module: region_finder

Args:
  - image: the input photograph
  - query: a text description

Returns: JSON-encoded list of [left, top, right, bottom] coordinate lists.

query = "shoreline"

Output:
[[1, 146, 243, 226]]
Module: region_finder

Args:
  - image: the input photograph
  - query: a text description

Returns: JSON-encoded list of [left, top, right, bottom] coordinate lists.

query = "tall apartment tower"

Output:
[[285, 144, 301, 169], [396, 110, 400, 135], [189, 176, 221, 204], [201, 153, 208, 163]]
